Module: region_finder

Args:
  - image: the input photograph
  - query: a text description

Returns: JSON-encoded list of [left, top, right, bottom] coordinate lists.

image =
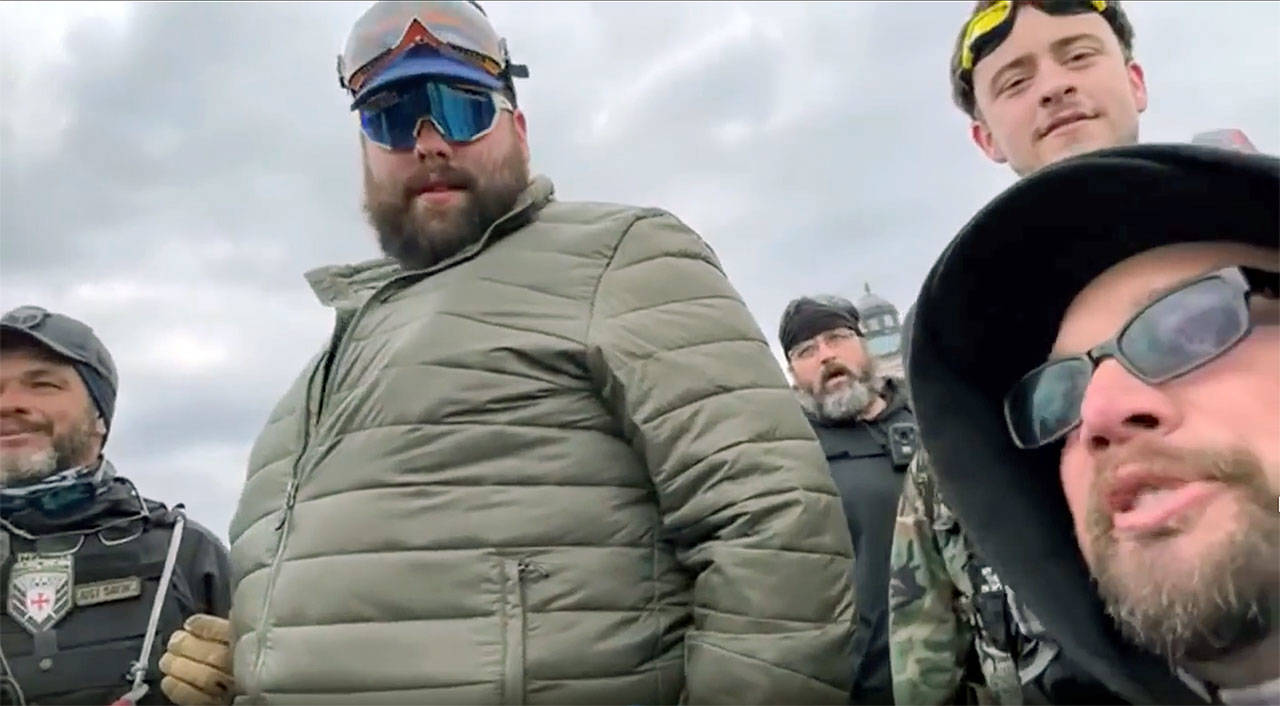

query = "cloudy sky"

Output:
[[2, 1, 1277, 542]]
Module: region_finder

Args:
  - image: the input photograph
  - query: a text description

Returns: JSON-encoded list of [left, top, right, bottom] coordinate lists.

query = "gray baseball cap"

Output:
[[1, 305, 118, 430]]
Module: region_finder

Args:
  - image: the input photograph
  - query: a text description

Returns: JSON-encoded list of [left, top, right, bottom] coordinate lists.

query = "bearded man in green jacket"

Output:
[[156, 2, 856, 704]]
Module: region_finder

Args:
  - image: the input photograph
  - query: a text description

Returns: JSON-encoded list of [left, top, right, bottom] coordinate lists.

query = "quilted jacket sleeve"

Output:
[[585, 210, 857, 704]]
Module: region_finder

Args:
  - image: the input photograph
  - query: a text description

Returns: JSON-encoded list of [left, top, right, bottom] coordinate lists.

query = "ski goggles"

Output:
[[358, 79, 513, 149], [340, 1, 517, 100], [1004, 266, 1279, 449], [957, 1, 1109, 73]]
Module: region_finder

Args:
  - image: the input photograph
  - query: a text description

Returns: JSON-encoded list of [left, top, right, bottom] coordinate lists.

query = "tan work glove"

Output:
[[159, 614, 236, 705]]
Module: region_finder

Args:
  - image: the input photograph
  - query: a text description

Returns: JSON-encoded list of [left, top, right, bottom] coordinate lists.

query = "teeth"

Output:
[[1130, 487, 1175, 512]]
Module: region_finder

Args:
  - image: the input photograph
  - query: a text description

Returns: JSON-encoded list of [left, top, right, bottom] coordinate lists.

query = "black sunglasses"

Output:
[[1004, 265, 1279, 449]]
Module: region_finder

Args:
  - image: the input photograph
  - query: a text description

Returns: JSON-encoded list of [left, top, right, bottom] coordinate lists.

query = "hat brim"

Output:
[[907, 143, 1278, 703], [918, 143, 1279, 414], [1, 324, 92, 368], [352, 53, 504, 109]]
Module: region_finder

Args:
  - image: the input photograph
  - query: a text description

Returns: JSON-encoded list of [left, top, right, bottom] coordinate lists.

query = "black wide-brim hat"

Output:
[[907, 143, 1279, 703]]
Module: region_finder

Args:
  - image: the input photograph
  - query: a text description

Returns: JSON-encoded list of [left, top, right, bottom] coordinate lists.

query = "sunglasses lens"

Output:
[[360, 100, 413, 149], [1119, 276, 1248, 381], [1006, 358, 1093, 448], [360, 82, 500, 149], [429, 83, 500, 142]]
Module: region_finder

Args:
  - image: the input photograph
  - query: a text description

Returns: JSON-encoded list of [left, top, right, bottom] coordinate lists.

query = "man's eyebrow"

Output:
[[988, 53, 1035, 94], [1049, 32, 1106, 54], [1131, 268, 1225, 310], [19, 365, 69, 380], [986, 33, 1109, 94]]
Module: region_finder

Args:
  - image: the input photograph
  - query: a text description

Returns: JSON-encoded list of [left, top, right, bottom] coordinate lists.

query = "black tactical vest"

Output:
[[809, 378, 916, 705], [1, 478, 229, 705]]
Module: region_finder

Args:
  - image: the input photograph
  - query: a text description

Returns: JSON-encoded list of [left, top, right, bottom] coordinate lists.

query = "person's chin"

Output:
[[0, 450, 56, 483], [1040, 127, 1115, 165]]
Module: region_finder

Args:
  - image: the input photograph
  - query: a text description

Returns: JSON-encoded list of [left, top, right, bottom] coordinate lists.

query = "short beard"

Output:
[[0, 409, 100, 485], [362, 131, 530, 271], [1084, 442, 1280, 664], [796, 359, 882, 423]]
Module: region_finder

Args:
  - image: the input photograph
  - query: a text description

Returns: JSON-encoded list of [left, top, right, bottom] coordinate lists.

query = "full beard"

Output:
[[0, 410, 99, 485], [796, 360, 882, 423], [1084, 442, 1280, 663], [363, 137, 530, 271]]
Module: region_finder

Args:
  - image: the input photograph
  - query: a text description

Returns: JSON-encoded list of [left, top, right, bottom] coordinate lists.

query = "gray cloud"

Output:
[[2, 1, 1277, 540]]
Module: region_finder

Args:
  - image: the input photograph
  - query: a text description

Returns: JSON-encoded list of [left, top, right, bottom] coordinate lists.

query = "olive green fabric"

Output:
[[227, 176, 856, 704]]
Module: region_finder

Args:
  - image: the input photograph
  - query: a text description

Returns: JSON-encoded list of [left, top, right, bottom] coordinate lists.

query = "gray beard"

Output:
[[0, 412, 98, 485], [796, 376, 881, 423]]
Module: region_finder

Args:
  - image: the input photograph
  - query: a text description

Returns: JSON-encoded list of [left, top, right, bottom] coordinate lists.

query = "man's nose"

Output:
[[413, 118, 454, 161], [816, 339, 839, 363], [1038, 63, 1079, 108], [1077, 359, 1181, 454]]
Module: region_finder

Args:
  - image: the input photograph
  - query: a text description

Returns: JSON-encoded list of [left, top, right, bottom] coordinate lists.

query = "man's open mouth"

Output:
[[1104, 469, 1226, 534]]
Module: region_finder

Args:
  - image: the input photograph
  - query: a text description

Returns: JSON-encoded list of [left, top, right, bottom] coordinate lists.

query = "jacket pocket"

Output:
[[501, 558, 547, 705]]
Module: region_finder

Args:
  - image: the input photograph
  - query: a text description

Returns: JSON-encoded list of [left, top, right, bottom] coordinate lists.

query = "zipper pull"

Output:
[[517, 558, 548, 581], [275, 478, 299, 531]]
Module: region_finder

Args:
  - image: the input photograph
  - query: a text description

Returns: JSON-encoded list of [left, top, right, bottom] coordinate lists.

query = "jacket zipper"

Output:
[[503, 558, 547, 704], [250, 355, 325, 684]]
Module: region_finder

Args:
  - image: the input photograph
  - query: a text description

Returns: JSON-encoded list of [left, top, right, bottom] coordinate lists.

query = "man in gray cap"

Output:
[[0, 305, 230, 706], [778, 294, 917, 704]]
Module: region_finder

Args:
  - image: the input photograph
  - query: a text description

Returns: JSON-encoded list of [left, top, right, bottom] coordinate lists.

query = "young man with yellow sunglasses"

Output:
[[954, 0, 1146, 176], [889, 2, 1146, 704]]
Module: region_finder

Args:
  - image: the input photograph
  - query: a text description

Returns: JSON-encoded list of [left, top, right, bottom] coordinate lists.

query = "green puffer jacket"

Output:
[[227, 176, 856, 705]]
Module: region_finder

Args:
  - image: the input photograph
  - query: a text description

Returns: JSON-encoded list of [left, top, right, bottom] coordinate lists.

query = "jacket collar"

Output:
[[305, 175, 555, 310]]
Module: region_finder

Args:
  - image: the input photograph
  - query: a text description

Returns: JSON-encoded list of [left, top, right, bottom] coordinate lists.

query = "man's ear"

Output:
[[94, 416, 107, 436], [970, 118, 1007, 164], [512, 108, 530, 163], [1127, 60, 1148, 113]]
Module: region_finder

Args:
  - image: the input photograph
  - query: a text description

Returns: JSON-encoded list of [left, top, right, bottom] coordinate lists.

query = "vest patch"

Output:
[[75, 575, 142, 607], [6, 552, 74, 634]]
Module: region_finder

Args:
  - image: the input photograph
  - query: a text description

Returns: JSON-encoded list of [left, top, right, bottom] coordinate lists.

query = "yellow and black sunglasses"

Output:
[[957, 1, 1109, 73]]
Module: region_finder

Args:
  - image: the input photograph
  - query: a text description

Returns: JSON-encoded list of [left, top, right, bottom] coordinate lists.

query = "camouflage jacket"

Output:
[[888, 451, 1034, 705]]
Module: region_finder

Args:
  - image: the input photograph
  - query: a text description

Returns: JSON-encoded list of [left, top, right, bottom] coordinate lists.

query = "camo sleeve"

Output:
[[888, 451, 971, 704]]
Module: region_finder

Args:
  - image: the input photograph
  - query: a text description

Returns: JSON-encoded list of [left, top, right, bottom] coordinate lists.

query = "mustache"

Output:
[[1095, 440, 1255, 489], [819, 361, 858, 385], [1087, 439, 1270, 536], [402, 165, 475, 200], [0, 413, 49, 436]]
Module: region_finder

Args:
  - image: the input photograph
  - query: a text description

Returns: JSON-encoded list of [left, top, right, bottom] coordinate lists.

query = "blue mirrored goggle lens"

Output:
[[359, 82, 500, 149]]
